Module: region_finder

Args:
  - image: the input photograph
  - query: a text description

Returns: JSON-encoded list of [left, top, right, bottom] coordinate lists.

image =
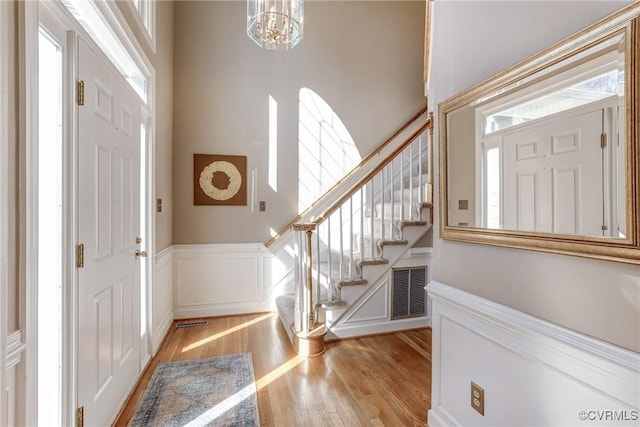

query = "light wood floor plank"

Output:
[[113, 313, 431, 426]]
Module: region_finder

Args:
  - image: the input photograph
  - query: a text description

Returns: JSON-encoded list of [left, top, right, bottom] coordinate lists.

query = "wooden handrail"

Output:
[[265, 106, 429, 248], [310, 114, 433, 226]]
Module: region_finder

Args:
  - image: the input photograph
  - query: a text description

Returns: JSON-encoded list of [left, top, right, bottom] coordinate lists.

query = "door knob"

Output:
[[135, 249, 148, 259]]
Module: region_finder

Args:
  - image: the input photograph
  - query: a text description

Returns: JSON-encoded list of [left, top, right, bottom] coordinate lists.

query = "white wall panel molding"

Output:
[[427, 281, 640, 427], [152, 246, 173, 354], [155, 245, 173, 263], [172, 243, 292, 319], [5, 331, 25, 427], [6, 331, 25, 370]]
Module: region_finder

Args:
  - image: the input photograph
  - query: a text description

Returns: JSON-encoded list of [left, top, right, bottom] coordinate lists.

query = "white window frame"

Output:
[[478, 42, 623, 138], [124, 0, 156, 53], [480, 137, 502, 229], [62, 0, 154, 105]]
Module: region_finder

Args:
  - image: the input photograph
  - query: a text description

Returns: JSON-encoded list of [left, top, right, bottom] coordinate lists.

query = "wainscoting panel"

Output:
[[173, 244, 292, 319], [427, 281, 640, 427], [5, 330, 25, 427], [152, 247, 174, 354]]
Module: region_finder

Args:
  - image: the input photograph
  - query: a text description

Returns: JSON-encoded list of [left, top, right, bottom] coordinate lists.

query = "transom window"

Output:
[[484, 69, 622, 135], [62, 0, 151, 103]]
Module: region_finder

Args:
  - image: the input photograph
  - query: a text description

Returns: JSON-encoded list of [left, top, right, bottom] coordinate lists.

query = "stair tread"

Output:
[[275, 294, 295, 326], [316, 299, 348, 308], [401, 220, 428, 227], [337, 278, 368, 287], [359, 258, 389, 265], [378, 239, 408, 246]]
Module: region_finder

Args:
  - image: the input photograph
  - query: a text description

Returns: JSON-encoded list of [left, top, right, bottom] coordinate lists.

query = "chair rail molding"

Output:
[[427, 281, 640, 427]]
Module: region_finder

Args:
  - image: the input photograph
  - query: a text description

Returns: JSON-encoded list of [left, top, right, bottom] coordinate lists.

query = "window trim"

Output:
[[61, 0, 154, 105], [122, 0, 156, 54]]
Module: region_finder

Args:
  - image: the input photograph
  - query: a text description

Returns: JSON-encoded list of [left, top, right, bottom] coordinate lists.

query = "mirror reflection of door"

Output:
[[497, 106, 606, 235], [474, 58, 626, 237]]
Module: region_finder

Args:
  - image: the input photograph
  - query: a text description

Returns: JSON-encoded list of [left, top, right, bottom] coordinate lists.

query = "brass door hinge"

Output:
[[77, 406, 84, 427], [602, 225, 608, 231], [76, 244, 84, 268], [600, 133, 606, 148], [77, 80, 85, 106]]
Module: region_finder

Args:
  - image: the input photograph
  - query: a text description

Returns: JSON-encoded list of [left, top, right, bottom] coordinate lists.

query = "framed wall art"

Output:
[[194, 154, 247, 206]]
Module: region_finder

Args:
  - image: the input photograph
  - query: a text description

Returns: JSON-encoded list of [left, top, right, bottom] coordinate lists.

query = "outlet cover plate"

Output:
[[471, 381, 484, 416]]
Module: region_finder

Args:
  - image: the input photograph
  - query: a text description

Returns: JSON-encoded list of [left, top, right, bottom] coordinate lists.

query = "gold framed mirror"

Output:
[[439, 4, 639, 264]]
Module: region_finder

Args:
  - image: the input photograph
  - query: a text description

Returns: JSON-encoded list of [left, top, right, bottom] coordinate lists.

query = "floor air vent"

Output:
[[391, 267, 426, 319], [176, 320, 209, 328]]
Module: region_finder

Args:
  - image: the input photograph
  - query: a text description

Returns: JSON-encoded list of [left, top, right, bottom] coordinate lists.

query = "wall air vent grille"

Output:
[[176, 320, 209, 328], [392, 267, 426, 319]]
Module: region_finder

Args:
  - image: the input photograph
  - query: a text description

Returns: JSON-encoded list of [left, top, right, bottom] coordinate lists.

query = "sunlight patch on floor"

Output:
[[181, 313, 275, 353]]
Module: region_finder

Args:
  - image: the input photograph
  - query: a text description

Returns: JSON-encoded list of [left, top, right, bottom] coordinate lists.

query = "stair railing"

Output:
[[266, 106, 430, 250], [292, 112, 433, 337]]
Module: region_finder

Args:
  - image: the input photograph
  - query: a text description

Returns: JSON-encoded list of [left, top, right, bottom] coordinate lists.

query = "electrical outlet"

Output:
[[471, 382, 484, 416], [259, 201, 266, 212], [156, 198, 162, 213], [459, 199, 469, 210]]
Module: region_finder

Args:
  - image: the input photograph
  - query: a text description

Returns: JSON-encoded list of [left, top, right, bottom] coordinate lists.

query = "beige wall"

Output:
[[153, 1, 174, 251], [172, 1, 426, 244], [116, 1, 174, 252], [446, 105, 475, 227], [430, 1, 640, 352]]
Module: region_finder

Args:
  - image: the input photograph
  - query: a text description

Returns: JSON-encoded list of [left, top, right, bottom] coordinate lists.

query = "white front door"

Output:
[[76, 38, 141, 426], [502, 108, 604, 235]]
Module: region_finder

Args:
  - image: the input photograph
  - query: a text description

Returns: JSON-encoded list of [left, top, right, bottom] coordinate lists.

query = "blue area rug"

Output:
[[129, 353, 260, 427]]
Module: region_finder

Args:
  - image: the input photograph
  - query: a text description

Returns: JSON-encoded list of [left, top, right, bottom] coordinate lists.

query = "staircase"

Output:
[[271, 109, 433, 356]]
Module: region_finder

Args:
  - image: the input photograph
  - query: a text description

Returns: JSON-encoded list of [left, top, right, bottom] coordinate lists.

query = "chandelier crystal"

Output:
[[247, 0, 304, 50]]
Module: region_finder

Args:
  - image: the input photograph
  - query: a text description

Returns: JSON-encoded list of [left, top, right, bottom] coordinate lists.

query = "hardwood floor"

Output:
[[114, 313, 432, 426]]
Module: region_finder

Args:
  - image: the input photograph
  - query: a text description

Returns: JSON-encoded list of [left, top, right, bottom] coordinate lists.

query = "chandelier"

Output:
[[247, 0, 304, 50]]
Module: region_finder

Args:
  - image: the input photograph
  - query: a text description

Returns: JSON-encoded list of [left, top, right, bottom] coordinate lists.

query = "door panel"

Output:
[[503, 108, 603, 235], [77, 38, 141, 426]]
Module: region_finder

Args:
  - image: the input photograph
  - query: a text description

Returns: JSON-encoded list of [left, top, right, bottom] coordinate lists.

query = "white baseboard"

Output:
[[331, 316, 430, 339], [427, 281, 640, 427]]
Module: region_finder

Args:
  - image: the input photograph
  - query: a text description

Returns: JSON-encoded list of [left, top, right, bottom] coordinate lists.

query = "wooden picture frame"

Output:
[[194, 154, 247, 206]]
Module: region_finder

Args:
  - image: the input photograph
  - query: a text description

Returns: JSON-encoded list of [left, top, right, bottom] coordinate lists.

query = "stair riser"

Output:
[[404, 173, 429, 187], [374, 204, 421, 221]]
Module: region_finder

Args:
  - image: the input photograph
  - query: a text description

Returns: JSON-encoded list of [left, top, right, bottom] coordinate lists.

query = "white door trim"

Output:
[[63, 28, 80, 427], [141, 107, 155, 365], [20, 0, 40, 425]]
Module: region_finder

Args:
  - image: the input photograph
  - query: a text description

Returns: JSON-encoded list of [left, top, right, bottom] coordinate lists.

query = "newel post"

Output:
[[292, 223, 316, 333], [292, 223, 326, 357]]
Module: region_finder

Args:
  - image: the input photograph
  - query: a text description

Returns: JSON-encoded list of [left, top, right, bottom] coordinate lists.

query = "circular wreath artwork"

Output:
[[194, 154, 247, 206], [199, 161, 242, 201]]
